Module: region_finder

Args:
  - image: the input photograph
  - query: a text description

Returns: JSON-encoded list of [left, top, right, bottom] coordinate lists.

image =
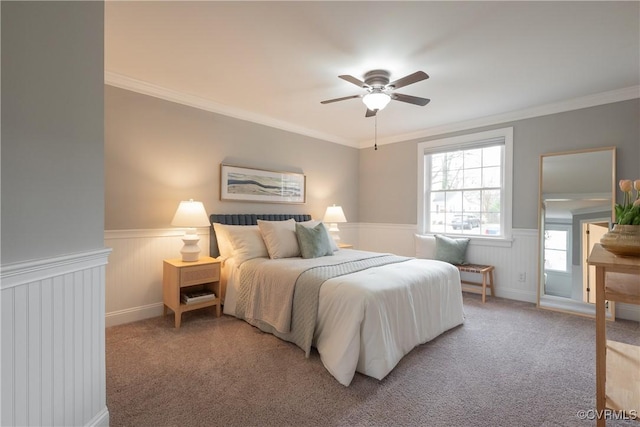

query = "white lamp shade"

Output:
[[323, 205, 347, 223], [171, 199, 209, 262], [362, 92, 391, 111], [171, 199, 210, 227]]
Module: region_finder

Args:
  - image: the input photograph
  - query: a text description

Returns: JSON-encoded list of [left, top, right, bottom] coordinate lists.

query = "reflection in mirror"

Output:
[[537, 147, 616, 317]]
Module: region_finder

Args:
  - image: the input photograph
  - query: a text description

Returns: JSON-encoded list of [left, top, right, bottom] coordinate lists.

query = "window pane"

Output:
[[451, 214, 482, 234], [483, 189, 501, 213], [446, 168, 463, 190], [482, 222, 501, 236], [463, 190, 481, 213], [545, 230, 567, 250], [447, 151, 463, 171], [430, 170, 443, 191], [483, 166, 501, 188], [430, 213, 445, 232], [444, 212, 456, 229], [430, 192, 445, 231], [545, 249, 567, 271], [422, 132, 509, 238], [464, 149, 482, 168], [463, 168, 481, 189], [544, 229, 568, 271], [446, 191, 463, 212], [483, 146, 502, 167], [430, 153, 445, 191], [430, 192, 445, 211]]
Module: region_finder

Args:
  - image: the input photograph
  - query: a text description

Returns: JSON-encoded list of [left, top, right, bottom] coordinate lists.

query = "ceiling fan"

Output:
[[321, 69, 430, 117]]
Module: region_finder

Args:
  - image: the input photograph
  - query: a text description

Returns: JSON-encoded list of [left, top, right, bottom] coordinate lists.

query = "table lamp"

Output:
[[323, 204, 347, 243], [171, 199, 210, 262]]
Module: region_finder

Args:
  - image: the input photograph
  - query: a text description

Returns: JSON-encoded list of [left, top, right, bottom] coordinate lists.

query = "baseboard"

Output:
[[461, 284, 536, 304], [87, 407, 109, 427], [490, 287, 538, 304], [616, 303, 640, 322], [106, 302, 164, 327]]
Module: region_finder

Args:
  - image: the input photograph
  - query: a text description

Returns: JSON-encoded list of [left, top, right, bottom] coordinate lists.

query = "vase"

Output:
[[600, 224, 640, 257]]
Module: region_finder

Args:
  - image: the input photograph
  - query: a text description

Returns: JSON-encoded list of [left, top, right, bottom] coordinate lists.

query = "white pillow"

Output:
[[299, 220, 339, 252], [226, 225, 269, 265], [415, 234, 436, 259], [213, 223, 236, 258], [257, 219, 300, 259]]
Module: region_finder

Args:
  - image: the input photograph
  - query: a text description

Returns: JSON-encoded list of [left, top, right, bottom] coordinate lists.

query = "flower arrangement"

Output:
[[615, 179, 640, 225]]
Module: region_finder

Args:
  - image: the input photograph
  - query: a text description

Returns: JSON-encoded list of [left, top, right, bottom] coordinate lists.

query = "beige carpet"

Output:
[[106, 294, 639, 427]]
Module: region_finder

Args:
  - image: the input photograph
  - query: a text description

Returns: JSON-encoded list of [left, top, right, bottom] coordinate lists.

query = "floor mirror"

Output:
[[537, 147, 616, 318]]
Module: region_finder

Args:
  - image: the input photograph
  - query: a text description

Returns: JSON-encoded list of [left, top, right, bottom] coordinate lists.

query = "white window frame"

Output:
[[417, 127, 513, 243]]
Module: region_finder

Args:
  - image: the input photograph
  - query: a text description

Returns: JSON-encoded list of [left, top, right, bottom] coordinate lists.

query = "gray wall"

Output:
[[359, 141, 418, 225], [1, 1, 105, 264], [359, 99, 640, 228], [105, 86, 359, 230]]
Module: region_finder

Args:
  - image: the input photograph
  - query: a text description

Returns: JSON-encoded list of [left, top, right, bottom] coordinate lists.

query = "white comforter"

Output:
[[221, 250, 464, 386]]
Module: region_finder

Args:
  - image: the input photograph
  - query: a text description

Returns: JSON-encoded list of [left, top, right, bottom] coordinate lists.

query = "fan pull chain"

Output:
[[374, 114, 378, 151]]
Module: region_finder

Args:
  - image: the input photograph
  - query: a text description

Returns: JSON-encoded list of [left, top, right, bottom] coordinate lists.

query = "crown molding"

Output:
[[104, 72, 638, 151], [104, 71, 358, 148], [363, 85, 640, 148]]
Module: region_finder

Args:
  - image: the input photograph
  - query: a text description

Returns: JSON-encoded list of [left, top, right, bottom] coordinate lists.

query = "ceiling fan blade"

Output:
[[391, 93, 431, 106], [320, 94, 362, 104], [365, 108, 377, 118], [339, 75, 368, 88], [388, 71, 429, 90]]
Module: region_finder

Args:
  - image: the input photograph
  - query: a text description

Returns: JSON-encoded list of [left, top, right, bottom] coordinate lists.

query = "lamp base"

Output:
[[179, 229, 201, 262], [328, 223, 341, 243]]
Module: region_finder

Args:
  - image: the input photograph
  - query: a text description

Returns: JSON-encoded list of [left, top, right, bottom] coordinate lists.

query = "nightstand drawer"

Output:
[[163, 257, 221, 328], [180, 264, 220, 287]]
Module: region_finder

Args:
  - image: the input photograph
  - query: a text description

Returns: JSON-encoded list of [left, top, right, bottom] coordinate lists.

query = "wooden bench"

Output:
[[454, 264, 495, 303]]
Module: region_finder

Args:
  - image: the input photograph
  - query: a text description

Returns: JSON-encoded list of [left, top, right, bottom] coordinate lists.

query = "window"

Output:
[[544, 226, 570, 272], [417, 128, 513, 239]]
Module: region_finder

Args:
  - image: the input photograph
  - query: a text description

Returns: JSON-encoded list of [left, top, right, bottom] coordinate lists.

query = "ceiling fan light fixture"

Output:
[[362, 92, 391, 111]]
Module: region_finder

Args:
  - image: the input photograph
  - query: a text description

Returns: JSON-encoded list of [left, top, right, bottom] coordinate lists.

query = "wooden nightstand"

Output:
[[163, 256, 221, 328], [338, 243, 353, 249]]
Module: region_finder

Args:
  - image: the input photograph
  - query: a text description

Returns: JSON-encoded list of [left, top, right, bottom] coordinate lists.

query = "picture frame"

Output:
[[220, 164, 306, 204]]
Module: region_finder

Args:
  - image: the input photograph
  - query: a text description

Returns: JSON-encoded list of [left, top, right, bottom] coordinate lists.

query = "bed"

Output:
[[209, 214, 464, 386]]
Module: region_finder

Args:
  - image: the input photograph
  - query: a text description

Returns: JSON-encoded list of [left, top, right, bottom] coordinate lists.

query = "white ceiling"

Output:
[[104, 1, 640, 148]]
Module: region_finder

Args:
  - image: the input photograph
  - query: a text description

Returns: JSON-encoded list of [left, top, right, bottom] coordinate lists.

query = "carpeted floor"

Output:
[[106, 294, 639, 427]]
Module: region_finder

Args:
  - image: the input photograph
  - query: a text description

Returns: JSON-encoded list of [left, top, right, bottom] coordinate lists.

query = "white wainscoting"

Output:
[[104, 224, 638, 327], [1, 249, 111, 427], [103, 225, 538, 327], [358, 224, 540, 303], [104, 228, 210, 327], [357, 224, 639, 321]]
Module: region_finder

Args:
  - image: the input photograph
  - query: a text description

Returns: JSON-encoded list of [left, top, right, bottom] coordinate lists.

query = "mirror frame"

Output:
[[536, 146, 616, 318]]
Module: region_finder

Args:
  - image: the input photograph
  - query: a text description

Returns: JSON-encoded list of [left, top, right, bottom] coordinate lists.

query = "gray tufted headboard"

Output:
[[209, 213, 312, 257]]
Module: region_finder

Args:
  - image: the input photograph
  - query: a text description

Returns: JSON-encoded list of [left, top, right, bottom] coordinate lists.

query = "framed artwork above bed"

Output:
[[220, 164, 306, 204]]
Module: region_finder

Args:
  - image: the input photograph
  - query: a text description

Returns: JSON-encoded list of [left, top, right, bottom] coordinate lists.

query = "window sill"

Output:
[[434, 233, 514, 248]]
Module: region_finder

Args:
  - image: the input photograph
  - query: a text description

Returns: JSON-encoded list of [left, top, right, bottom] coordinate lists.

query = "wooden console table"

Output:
[[587, 244, 640, 426]]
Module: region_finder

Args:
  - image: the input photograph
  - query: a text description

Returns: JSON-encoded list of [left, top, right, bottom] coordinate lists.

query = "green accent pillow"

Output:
[[295, 223, 334, 259], [434, 235, 469, 265]]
